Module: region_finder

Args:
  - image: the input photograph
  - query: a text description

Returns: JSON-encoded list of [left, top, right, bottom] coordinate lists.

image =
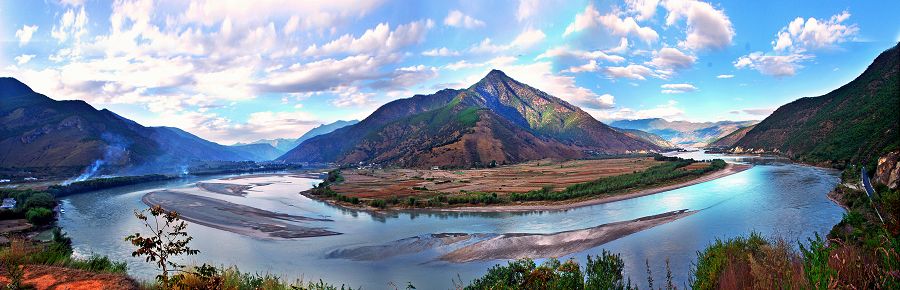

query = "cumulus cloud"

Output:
[[470, 28, 546, 53], [444, 60, 482, 71], [771, 11, 858, 52], [606, 38, 629, 54], [443, 10, 485, 29], [596, 100, 684, 121], [562, 60, 599, 73], [50, 6, 88, 43], [662, 0, 735, 50], [304, 19, 435, 57], [14, 55, 36, 65], [180, 0, 383, 30], [603, 64, 657, 80], [716, 74, 734, 79], [564, 4, 659, 43], [536, 46, 626, 63], [647, 47, 696, 70], [734, 52, 813, 77], [422, 47, 460, 57], [661, 83, 697, 94], [15, 25, 38, 46], [516, 0, 540, 21], [625, 0, 660, 21]]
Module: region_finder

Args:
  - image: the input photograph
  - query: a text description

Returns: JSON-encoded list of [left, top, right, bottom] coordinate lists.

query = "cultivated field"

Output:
[[331, 157, 667, 199]]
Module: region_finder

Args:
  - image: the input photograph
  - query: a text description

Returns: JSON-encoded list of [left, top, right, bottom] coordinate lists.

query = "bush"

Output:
[[23, 192, 56, 211], [25, 207, 54, 225], [465, 252, 635, 290]]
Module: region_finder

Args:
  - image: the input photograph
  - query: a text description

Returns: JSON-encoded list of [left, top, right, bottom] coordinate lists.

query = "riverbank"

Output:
[[142, 190, 340, 239], [303, 161, 748, 213]]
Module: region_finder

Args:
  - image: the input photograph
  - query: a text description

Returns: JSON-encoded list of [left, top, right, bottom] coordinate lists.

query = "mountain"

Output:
[[609, 118, 758, 148], [612, 127, 677, 149], [236, 120, 359, 152], [279, 70, 659, 167], [0, 78, 272, 175], [706, 124, 756, 148], [730, 43, 899, 167], [229, 143, 284, 161]]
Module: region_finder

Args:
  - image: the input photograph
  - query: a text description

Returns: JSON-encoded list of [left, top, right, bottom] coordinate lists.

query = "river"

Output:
[[57, 152, 844, 288]]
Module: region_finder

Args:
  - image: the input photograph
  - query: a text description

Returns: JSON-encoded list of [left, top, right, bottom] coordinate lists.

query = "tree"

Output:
[[25, 207, 54, 225], [126, 205, 199, 289]]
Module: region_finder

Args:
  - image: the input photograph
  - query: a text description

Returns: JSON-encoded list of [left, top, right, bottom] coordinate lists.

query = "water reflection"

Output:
[[58, 152, 842, 288]]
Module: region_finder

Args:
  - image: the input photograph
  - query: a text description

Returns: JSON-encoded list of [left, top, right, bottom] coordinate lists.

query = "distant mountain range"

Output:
[[729, 42, 899, 167], [0, 78, 276, 176], [706, 124, 755, 148], [612, 127, 677, 149], [234, 120, 359, 152], [278, 70, 660, 167], [609, 118, 758, 148]]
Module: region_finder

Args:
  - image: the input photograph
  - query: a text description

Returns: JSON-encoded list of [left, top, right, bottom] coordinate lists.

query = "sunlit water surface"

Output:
[[58, 152, 843, 288]]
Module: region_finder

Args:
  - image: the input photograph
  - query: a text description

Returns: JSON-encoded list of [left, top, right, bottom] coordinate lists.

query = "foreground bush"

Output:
[[157, 264, 355, 290], [464, 250, 636, 290]]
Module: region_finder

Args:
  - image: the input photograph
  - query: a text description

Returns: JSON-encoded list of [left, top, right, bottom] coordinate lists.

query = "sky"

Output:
[[2, 0, 898, 144]]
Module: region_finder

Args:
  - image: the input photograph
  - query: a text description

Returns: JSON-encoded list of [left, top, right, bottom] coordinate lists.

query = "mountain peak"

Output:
[[0, 77, 36, 97]]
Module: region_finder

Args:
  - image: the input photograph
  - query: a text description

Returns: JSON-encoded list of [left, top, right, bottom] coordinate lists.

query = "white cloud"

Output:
[[647, 47, 696, 70], [422, 47, 460, 57], [771, 11, 858, 52], [304, 19, 435, 57], [625, 0, 660, 21], [716, 74, 734, 79], [330, 85, 375, 107], [564, 4, 659, 43], [603, 64, 657, 80], [516, 0, 540, 21], [444, 60, 482, 71], [510, 28, 546, 49], [729, 107, 775, 116], [180, 0, 383, 30], [536, 46, 626, 63], [15, 25, 38, 46], [443, 10, 485, 29], [596, 100, 684, 121], [562, 60, 599, 73], [661, 83, 697, 94], [470, 28, 546, 53], [258, 54, 389, 93], [606, 38, 629, 54], [662, 0, 735, 50], [50, 6, 88, 43], [14, 55, 36, 65], [734, 52, 813, 77]]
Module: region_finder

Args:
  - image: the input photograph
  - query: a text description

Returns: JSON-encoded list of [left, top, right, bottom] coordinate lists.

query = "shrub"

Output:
[[25, 207, 54, 225], [465, 252, 636, 290], [23, 192, 55, 210]]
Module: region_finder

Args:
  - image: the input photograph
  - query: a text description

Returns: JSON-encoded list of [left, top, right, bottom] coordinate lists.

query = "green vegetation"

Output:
[[0, 189, 57, 222], [509, 158, 726, 202], [47, 174, 174, 197], [1, 228, 127, 275], [147, 264, 356, 290], [127, 205, 200, 288], [464, 251, 636, 290]]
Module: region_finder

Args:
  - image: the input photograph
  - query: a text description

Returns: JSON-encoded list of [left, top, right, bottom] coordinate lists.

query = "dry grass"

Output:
[[331, 157, 660, 199]]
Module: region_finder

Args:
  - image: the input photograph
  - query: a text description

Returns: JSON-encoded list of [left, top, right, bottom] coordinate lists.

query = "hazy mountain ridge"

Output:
[[612, 127, 677, 149], [707, 124, 756, 148], [0, 78, 274, 176], [235, 120, 359, 152], [610, 118, 758, 148], [279, 70, 659, 167], [730, 42, 900, 167]]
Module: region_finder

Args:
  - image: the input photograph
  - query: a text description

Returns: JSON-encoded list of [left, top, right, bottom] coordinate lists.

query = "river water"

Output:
[[57, 152, 843, 288]]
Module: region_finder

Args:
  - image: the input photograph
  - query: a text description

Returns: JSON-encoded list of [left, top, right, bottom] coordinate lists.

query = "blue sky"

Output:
[[2, 0, 898, 144]]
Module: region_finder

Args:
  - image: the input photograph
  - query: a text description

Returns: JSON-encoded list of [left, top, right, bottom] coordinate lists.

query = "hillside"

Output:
[[0, 78, 273, 176], [610, 118, 757, 147], [612, 127, 677, 149], [707, 124, 756, 148], [279, 70, 659, 167], [731, 43, 899, 167]]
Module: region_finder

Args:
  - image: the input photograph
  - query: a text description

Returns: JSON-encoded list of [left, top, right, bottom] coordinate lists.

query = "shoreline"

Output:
[[441, 209, 697, 262], [304, 163, 752, 213]]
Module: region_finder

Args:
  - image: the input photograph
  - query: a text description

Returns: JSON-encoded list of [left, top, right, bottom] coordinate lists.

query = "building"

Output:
[[0, 198, 16, 210]]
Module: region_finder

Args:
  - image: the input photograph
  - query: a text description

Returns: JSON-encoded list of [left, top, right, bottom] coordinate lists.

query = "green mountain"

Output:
[[278, 70, 659, 167], [0, 78, 274, 176], [707, 124, 756, 148], [730, 43, 899, 167]]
